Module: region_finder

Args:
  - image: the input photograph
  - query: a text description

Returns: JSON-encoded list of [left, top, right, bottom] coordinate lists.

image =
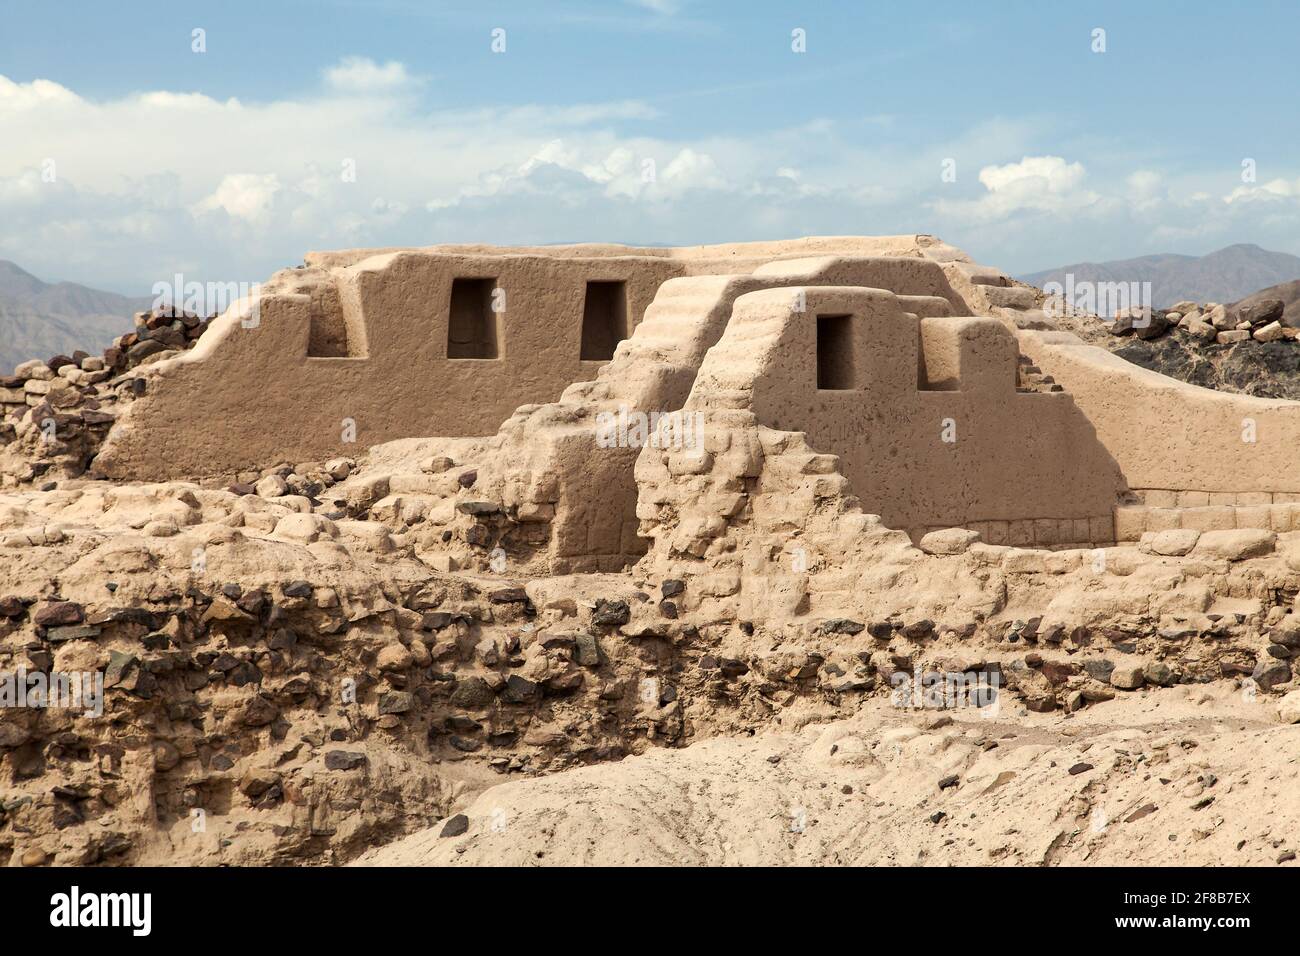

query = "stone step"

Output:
[[1114, 502, 1300, 540], [982, 285, 1038, 309]]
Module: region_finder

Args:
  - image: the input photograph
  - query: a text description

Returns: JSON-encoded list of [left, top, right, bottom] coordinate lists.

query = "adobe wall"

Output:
[[684, 287, 1126, 542], [93, 238, 975, 481], [1019, 330, 1300, 496], [343, 256, 972, 576], [303, 235, 953, 272], [94, 251, 683, 479]]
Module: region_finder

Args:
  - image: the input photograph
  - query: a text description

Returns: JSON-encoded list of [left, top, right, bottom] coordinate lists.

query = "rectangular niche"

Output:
[[816, 313, 854, 389], [580, 280, 627, 361], [447, 278, 500, 359]]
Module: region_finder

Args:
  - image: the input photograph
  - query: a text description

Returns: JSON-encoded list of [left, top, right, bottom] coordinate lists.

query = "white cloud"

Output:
[[193, 173, 282, 222], [0, 74, 81, 110], [323, 57, 420, 94], [979, 155, 1086, 195], [3, 63, 1300, 290], [661, 148, 726, 192], [1223, 177, 1300, 204], [929, 155, 1103, 226], [1126, 169, 1162, 197]]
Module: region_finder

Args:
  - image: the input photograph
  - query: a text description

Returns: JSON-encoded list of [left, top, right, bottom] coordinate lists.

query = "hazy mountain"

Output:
[[0, 260, 150, 375], [1020, 243, 1300, 311]]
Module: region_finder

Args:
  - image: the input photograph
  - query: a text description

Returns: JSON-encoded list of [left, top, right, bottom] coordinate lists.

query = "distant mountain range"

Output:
[[1020, 243, 1300, 311], [0, 260, 150, 375]]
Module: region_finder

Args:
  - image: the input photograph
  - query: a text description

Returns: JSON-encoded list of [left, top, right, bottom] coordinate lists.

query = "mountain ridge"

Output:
[[0, 260, 150, 374], [1020, 243, 1300, 311]]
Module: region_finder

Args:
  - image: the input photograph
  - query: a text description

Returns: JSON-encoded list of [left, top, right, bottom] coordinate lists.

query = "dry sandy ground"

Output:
[[359, 685, 1300, 866]]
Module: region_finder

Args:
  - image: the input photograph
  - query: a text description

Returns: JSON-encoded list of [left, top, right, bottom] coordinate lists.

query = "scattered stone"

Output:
[[1254, 321, 1287, 343], [1125, 804, 1158, 823], [44, 624, 101, 642], [1277, 690, 1300, 724], [1253, 659, 1292, 691], [378, 691, 414, 715], [901, 619, 935, 640], [1192, 528, 1276, 561], [1134, 312, 1171, 341], [591, 599, 630, 626], [918, 527, 981, 555], [324, 751, 367, 771], [1111, 665, 1145, 690], [1144, 661, 1176, 687], [33, 601, 84, 627], [574, 632, 601, 667], [377, 643, 414, 671], [1240, 298, 1284, 327], [255, 474, 289, 498], [1143, 528, 1200, 557], [449, 677, 496, 709], [282, 580, 313, 599], [241, 696, 279, 727], [440, 813, 470, 837], [239, 769, 281, 798], [501, 675, 540, 704]]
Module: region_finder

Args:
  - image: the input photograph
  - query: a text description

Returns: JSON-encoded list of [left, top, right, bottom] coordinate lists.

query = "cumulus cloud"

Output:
[[980, 155, 1085, 194], [3, 62, 1300, 291], [323, 57, 420, 94], [965, 155, 1098, 217], [1223, 177, 1300, 204], [193, 173, 281, 222], [923, 154, 1116, 257]]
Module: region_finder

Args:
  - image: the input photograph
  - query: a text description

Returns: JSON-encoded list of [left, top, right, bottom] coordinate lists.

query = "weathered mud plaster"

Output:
[[348, 255, 975, 575], [93, 238, 966, 481], [675, 287, 1125, 541], [1020, 330, 1300, 496]]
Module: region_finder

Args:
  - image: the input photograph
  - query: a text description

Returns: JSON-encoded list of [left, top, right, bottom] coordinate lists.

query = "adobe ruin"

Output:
[[4, 235, 1300, 867]]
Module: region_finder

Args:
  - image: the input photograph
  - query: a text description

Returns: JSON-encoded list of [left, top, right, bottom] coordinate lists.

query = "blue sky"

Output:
[[3, 0, 1300, 292]]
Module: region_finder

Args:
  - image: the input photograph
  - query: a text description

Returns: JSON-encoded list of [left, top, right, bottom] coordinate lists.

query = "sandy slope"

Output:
[[359, 686, 1300, 867]]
